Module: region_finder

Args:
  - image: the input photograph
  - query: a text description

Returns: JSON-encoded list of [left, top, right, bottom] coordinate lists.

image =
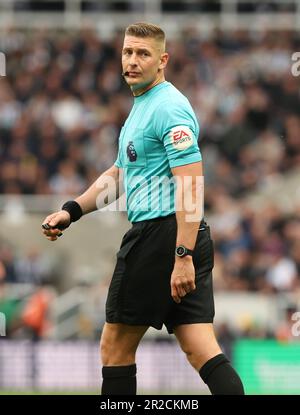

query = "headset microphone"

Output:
[[122, 71, 129, 77]]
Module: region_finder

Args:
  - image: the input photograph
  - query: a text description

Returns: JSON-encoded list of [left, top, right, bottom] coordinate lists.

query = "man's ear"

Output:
[[159, 53, 169, 70]]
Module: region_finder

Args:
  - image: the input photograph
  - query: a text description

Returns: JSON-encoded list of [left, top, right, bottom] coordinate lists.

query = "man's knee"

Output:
[[174, 323, 222, 371], [100, 333, 135, 366], [182, 347, 219, 371], [100, 323, 147, 366]]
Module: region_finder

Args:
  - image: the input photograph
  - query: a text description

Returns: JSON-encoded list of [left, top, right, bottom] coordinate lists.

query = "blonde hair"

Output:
[[125, 22, 166, 50]]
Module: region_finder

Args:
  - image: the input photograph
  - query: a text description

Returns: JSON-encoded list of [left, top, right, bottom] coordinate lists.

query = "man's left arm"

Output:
[[170, 161, 204, 303]]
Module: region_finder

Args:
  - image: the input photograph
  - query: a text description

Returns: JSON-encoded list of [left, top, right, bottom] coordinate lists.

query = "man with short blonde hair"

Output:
[[42, 22, 244, 395]]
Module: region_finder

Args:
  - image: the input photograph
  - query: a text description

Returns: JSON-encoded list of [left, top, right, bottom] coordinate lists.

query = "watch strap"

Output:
[[175, 245, 194, 257]]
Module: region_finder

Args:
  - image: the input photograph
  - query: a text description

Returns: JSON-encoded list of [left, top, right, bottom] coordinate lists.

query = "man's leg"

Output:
[[174, 323, 244, 395], [100, 322, 148, 395]]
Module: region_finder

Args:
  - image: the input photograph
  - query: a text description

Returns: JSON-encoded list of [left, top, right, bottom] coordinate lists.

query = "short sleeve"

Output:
[[114, 151, 122, 168], [154, 100, 202, 168], [114, 128, 124, 168]]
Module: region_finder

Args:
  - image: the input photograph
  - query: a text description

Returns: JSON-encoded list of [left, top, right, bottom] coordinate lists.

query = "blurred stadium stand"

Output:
[[1, 0, 300, 31], [0, 0, 300, 394]]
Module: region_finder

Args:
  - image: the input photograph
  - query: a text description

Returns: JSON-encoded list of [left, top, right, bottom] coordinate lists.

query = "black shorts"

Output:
[[105, 214, 215, 334]]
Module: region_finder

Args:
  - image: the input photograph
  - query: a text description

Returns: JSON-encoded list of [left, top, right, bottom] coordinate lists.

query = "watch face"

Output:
[[176, 246, 186, 257]]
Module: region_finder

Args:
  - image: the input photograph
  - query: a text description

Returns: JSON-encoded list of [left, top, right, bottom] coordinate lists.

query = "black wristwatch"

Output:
[[175, 245, 193, 258]]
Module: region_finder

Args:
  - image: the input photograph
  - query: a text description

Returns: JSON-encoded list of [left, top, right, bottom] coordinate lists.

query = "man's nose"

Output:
[[128, 53, 138, 66]]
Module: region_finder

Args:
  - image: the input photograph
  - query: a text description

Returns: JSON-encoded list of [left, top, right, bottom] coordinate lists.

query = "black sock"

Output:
[[199, 353, 244, 395], [101, 364, 137, 395]]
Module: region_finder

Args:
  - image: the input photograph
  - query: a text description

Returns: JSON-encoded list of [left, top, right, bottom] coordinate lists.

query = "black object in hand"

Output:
[[42, 223, 65, 231], [42, 223, 51, 230]]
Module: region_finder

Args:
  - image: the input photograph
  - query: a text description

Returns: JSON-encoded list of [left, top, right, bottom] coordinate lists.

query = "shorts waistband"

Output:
[[132, 214, 206, 227]]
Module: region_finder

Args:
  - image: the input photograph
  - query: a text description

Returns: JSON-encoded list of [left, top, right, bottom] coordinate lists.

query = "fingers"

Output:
[[177, 285, 186, 298], [47, 216, 61, 229], [171, 280, 196, 303], [43, 231, 63, 241], [42, 224, 62, 236], [184, 281, 196, 293], [48, 235, 58, 242], [47, 232, 63, 240], [171, 282, 187, 304], [46, 214, 61, 229], [42, 214, 64, 241], [171, 284, 181, 304]]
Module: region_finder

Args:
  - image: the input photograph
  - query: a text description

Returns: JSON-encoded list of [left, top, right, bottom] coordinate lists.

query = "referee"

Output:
[[42, 22, 244, 395]]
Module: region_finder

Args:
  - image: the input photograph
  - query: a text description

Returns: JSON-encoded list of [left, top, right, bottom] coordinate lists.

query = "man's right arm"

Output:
[[42, 164, 121, 241], [75, 164, 120, 214]]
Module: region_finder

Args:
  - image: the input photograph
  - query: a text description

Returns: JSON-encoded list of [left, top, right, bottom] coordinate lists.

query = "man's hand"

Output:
[[42, 210, 71, 241], [170, 257, 196, 303]]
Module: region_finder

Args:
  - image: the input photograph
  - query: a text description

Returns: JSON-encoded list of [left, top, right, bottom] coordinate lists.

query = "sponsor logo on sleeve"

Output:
[[170, 126, 194, 150]]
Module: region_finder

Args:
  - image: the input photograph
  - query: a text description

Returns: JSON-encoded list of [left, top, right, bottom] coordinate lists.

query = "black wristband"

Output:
[[61, 200, 83, 223]]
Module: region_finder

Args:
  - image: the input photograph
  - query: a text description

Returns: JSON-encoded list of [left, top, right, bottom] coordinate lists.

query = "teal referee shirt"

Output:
[[114, 81, 202, 222]]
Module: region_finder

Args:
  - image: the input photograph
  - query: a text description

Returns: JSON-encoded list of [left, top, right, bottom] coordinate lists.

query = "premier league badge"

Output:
[[126, 141, 137, 162]]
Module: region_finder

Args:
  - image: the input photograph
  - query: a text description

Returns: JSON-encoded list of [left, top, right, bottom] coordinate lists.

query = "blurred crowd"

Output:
[[0, 27, 300, 339], [1, 28, 300, 194]]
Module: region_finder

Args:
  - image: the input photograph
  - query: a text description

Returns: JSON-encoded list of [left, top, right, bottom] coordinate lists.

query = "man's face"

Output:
[[122, 35, 167, 91]]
